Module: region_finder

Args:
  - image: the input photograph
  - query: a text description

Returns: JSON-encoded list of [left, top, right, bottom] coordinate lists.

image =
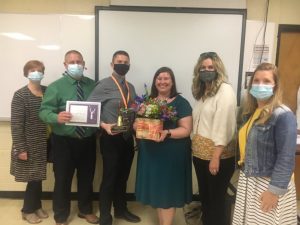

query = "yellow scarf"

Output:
[[238, 108, 262, 165]]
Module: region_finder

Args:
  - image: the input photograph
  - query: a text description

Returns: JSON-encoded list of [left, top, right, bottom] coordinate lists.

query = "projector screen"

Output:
[[95, 6, 246, 106]]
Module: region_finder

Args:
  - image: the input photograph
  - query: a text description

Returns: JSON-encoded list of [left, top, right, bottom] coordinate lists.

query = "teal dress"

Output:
[[135, 95, 193, 208]]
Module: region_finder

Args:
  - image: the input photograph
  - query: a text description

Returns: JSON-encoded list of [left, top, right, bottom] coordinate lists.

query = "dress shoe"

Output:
[[22, 212, 42, 224], [35, 208, 49, 219], [114, 210, 141, 223], [78, 213, 99, 224]]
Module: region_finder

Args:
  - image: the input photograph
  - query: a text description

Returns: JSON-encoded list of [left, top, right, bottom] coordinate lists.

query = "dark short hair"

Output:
[[150, 66, 179, 98], [112, 50, 130, 62], [23, 60, 45, 77]]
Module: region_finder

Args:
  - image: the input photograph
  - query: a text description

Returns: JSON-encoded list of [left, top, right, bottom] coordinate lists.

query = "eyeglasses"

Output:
[[200, 52, 218, 58]]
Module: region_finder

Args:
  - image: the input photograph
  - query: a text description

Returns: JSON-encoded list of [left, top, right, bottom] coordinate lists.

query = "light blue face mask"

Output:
[[28, 71, 44, 82], [250, 84, 274, 100], [67, 64, 84, 79]]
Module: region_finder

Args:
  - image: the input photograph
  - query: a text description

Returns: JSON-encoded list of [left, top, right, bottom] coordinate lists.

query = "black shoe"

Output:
[[114, 210, 141, 223]]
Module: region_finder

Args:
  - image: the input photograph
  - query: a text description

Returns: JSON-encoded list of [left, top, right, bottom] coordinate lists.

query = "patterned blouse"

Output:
[[10, 85, 47, 182]]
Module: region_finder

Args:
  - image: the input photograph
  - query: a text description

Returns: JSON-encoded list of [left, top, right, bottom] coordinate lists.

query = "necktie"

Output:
[[75, 81, 85, 138], [77, 80, 84, 101]]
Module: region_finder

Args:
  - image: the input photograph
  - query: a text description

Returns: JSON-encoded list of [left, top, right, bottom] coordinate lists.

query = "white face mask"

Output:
[[67, 64, 84, 79], [28, 71, 44, 82]]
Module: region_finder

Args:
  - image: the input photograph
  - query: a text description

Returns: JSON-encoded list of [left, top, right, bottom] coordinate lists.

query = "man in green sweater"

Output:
[[39, 50, 98, 225]]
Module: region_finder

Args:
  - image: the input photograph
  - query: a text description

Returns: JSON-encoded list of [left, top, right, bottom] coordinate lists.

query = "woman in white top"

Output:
[[191, 52, 237, 225]]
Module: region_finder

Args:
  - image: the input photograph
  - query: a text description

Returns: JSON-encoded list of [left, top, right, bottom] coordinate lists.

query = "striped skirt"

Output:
[[232, 171, 297, 225]]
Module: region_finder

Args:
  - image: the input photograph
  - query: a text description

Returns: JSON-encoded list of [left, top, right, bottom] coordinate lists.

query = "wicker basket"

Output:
[[135, 118, 163, 141]]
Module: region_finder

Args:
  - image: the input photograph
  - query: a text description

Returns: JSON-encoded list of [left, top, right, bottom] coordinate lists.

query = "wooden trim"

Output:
[[0, 191, 209, 202], [0, 191, 135, 201]]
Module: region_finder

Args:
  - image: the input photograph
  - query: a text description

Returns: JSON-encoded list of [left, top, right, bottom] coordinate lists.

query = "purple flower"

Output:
[[135, 96, 145, 104], [161, 114, 169, 121]]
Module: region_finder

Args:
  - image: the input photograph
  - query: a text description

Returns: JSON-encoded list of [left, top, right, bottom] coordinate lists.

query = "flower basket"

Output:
[[135, 118, 163, 141]]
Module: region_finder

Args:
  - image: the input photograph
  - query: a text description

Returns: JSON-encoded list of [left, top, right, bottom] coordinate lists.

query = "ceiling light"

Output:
[[38, 45, 60, 50], [0, 32, 35, 40]]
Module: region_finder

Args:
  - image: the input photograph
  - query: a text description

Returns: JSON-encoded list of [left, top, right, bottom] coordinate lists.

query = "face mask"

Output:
[[28, 71, 44, 82], [250, 84, 274, 100], [199, 71, 217, 82], [67, 64, 84, 79], [114, 64, 130, 76]]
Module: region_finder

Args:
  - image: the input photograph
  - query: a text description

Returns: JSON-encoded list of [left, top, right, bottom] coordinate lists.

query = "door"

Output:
[[276, 24, 300, 199], [276, 25, 300, 113]]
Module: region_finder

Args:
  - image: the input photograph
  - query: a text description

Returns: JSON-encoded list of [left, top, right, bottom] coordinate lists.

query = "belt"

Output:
[[53, 133, 95, 140]]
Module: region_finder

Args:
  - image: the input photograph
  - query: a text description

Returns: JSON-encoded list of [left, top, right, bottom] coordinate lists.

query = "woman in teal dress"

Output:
[[134, 67, 193, 225]]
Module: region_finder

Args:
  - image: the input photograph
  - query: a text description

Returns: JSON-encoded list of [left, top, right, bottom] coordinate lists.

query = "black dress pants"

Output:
[[193, 156, 235, 225], [22, 180, 42, 213], [52, 134, 96, 223], [99, 132, 134, 225]]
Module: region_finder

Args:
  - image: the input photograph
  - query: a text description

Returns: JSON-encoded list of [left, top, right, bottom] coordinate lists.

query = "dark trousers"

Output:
[[52, 134, 96, 223], [193, 156, 235, 225], [22, 180, 42, 213], [99, 132, 135, 225]]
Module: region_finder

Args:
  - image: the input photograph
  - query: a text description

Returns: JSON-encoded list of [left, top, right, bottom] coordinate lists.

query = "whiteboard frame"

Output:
[[95, 5, 247, 104]]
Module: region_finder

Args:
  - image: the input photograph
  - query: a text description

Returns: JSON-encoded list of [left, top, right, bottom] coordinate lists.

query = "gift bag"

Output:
[[135, 118, 163, 141]]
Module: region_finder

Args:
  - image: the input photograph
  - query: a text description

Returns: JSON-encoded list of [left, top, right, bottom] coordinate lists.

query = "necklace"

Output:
[[157, 96, 174, 104]]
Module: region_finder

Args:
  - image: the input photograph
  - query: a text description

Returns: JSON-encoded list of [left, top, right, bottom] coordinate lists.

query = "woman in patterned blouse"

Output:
[[10, 60, 49, 224]]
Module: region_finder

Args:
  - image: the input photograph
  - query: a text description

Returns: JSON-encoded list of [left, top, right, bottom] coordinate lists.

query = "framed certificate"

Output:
[[65, 101, 101, 127]]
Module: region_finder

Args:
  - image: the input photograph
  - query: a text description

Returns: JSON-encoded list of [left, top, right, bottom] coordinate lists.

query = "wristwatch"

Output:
[[166, 129, 171, 138]]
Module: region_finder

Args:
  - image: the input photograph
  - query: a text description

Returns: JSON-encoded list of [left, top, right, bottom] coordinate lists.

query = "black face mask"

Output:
[[114, 64, 130, 76], [199, 71, 217, 82]]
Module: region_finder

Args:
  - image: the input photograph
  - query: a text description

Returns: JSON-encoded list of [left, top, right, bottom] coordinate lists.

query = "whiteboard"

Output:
[[0, 14, 95, 120], [0, 8, 246, 119], [96, 6, 246, 106]]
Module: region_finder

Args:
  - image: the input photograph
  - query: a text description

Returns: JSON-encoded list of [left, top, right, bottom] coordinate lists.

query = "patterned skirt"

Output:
[[232, 171, 297, 225]]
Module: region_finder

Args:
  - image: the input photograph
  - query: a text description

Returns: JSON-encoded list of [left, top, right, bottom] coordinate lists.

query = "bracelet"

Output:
[[166, 129, 171, 138]]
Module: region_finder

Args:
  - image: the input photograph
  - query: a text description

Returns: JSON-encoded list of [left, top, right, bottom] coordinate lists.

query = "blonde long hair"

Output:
[[242, 63, 282, 124], [192, 52, 228, 100]]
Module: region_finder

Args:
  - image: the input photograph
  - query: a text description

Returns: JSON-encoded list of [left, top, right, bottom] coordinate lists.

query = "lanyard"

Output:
[[111, 75, 130, 109]]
